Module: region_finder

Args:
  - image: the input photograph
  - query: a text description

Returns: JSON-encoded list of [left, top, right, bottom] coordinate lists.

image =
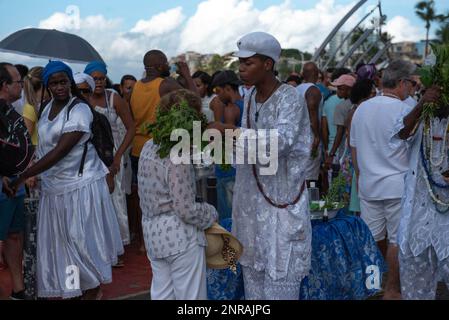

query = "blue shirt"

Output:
[[322, 95, 343, 152], [317, 83, 332, 101], [215, 99, 244, 178]]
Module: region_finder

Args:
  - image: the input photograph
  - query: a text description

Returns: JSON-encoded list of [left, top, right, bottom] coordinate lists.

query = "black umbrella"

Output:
[[0, 28, 104, 64]]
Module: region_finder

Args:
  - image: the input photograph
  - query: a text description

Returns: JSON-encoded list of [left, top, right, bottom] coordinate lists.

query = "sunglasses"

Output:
[[93, 77, 106, 82], [402, 78, 417, 87], [78, 88, 92, 94]]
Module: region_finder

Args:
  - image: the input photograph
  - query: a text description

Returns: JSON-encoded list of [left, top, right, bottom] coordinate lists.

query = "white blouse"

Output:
[[37, 98, 109, 195]]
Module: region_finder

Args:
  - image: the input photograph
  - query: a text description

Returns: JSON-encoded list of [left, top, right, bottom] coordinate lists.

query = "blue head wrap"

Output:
[[43, 61, 74, 87], [84, 61, 107, 76]]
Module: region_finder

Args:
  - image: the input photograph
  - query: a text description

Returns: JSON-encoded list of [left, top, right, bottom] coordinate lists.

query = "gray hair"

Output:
[[382, 60, 417, 89]]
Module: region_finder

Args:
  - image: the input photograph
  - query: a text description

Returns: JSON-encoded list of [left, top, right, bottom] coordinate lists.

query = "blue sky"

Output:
[[0, 0, 446, 81]]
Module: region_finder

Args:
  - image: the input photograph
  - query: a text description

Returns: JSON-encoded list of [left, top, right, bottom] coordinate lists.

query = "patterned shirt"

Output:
[[138, 140, 218, 259], [232, 84, 313, 281], [398, 117, 449, 261]]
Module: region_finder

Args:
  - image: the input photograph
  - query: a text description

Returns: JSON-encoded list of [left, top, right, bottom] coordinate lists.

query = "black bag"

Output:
[[39, 98, 114, 175], [79, 106, 115, 173], [0, 99, 35, 176]]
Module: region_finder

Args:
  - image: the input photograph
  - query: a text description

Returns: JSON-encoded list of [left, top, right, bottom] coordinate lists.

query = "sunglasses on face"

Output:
[[402, 78, 417, 87], [93, 77, 106, 82], [79, 88, 92, 94]]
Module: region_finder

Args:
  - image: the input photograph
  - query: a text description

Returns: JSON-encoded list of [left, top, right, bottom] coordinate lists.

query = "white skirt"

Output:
[[36, 176, 124, 299]]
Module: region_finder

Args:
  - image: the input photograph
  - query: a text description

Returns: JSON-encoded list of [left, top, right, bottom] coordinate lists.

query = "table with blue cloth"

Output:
[[207, 210, 387, 300]]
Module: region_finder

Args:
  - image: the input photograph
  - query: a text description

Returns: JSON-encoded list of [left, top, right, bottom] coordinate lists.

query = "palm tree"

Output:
[[415, 0, 438, 58], [435, 12, 449, 44]]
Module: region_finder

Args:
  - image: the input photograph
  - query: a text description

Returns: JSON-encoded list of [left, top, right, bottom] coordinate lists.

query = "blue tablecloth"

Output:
[[206, 218, 245, 300], [299, 210, 387, 300], [207, 210, 386, 300]]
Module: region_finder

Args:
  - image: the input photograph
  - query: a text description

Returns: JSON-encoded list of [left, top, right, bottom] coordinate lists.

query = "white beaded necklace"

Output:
[[427, 118, 449, 167]]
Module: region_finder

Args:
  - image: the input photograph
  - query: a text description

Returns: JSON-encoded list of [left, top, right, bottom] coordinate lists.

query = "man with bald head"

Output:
[[128, 50, 197, 252], [297, 62, 323, 184]]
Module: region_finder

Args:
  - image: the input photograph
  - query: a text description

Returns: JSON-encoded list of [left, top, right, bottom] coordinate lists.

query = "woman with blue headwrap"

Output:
[[9, 61, 124, 300], [84, 61, 135, 260]]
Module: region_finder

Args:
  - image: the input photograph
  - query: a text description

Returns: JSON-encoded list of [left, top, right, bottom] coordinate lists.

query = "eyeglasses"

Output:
[[93, 77, 106, 82], [11, 80, 24, 86], [78, 88, 92, 94], [402, 78, 417, 87]]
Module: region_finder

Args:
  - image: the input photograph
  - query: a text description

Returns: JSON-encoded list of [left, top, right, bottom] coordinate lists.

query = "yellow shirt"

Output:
[[130, 78, 164, 157], [22, 103, 38, 146]]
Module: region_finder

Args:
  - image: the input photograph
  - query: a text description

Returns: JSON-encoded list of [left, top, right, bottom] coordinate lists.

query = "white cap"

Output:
[[234, 32, 282, 63], [74, 72, 95, 92]]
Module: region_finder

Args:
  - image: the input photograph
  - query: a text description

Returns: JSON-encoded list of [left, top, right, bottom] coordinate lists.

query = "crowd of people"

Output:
[[0, 30, 446, 301]]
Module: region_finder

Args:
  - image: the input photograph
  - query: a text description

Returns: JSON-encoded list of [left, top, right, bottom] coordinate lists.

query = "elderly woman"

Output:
[[138, 89, 218, 300], [8, 61, 123, 299], [84, 61, 135, 253]]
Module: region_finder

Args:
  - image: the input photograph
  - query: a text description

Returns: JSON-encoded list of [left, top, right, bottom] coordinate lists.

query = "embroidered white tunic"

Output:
[[398, 116, 449, 261], [232, 84, 313, 281]]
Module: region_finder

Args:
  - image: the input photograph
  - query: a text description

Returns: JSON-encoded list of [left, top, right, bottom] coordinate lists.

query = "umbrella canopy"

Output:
[[0, 28, 104, 64]]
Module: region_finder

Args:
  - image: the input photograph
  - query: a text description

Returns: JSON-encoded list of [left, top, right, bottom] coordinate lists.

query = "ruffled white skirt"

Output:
[[36, 176, 124, 299]]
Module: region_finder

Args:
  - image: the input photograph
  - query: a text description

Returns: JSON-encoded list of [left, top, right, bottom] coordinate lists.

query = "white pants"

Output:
[[359, 198, 401, 244], [242, 267, 303, 300], [400, 246, 449, 300], [150, 244, 208, 300]]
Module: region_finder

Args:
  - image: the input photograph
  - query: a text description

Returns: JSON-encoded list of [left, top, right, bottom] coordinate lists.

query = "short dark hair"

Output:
[[120, 75, 137, 86], [193, 70, 213, 96], [285, 75, 302, 85], [15, 64, 29, 80], [350, 79, 375, 105], [0, 62, 13, 88], [331, 68, 351, 82], [253, 54, 275, 71]]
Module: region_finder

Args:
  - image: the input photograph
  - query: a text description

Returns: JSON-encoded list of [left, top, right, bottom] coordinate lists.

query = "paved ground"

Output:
[[1, 241, 448, 300]]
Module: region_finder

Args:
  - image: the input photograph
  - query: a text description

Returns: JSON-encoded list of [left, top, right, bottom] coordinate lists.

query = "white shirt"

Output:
[[404, 96, 418, 108], [350, 96, 413, 200], [38, 98, 109, 195]]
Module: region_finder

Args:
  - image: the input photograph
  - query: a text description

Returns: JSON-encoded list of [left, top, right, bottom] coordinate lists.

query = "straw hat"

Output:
[[205, 223, 243, 273]]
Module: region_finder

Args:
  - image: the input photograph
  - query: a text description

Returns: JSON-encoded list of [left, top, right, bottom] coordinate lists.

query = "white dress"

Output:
[[37, 98, 124, 299], [94, 90, 131, 245]]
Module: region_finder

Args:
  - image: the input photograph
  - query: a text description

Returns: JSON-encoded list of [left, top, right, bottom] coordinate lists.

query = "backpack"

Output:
[[0, 99, 35, 176], [39, 98, 114, 176]]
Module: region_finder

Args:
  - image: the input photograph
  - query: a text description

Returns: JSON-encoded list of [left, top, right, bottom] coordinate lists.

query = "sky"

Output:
[[0, 0, 447, 82]]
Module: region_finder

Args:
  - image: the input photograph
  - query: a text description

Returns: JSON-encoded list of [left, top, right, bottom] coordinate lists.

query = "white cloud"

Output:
[[385, 16, 425, 43], [131, 7, 185, 37], [178, 0, 359, 55], [8, 0, 420, 83]]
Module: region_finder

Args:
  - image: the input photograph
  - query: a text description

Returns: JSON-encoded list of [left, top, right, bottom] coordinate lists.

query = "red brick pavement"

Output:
[[0, 243, 152, 300]]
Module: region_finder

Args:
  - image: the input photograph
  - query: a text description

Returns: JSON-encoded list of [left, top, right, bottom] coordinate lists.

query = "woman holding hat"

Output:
[[84, 61, 135, 253], [138, 89, 218, 300], [7, 61, 124, 299]]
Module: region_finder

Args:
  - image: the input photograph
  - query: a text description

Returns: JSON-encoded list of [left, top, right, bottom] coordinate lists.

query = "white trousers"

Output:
[[400, 246, 449, 300], [242, 266, 303, 300], [150, 244, 208, 300]]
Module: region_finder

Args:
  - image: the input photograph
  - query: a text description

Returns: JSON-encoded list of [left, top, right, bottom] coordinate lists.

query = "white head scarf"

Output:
[[74, 72, 95, 92]]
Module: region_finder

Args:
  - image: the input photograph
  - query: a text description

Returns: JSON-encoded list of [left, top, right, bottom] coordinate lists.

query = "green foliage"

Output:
[[145, 100, 208, 159], [419, 43, 449, 120]]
